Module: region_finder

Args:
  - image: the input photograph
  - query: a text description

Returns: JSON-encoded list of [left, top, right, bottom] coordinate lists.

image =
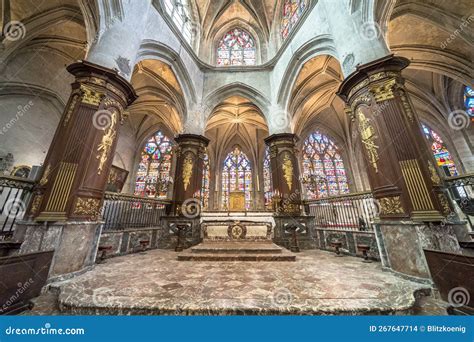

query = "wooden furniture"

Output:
[[0, 241, 22, 257], [424, 249, 473, 315], [330, 240, 343, 256], [357, 244, 371, 263], [97, 245, 113, 263], [0, 250, 54, 315], [139, 239, 150, 252], [229, 191, 245, 211]]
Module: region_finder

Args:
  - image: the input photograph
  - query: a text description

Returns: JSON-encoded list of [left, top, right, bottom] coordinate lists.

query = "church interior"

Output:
[[0, 0, 473, 316]]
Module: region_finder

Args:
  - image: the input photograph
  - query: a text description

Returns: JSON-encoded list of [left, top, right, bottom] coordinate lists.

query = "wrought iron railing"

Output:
[[0, 176, 35, 239], [305, 191, 378, 231], [101, 192, 171, 231], [444, 173, 474, 229]]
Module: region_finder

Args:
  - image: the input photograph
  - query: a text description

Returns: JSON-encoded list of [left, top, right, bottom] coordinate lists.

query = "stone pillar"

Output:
[[338, 54, 461, 280], [172, 134, 210, 216], [15, 60, 137, 280], [264, 133, 302, 214]]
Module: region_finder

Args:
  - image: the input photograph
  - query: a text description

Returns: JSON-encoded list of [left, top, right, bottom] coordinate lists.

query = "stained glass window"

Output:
[[163, 0, 193, 44], [464, 86, 474, 117], [281, 0, 308, 40], [263, 146, 273, 209], [222, 146, 252, 210], [134, 130, 174, 198], [302, 132, 349, 199], [201, 153, 210, 209], [216, 28, 256, 66], [421, 123, 458, 177]]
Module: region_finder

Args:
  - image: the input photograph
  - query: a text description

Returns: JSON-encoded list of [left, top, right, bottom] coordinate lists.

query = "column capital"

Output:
[[264, 133, 299, 146], [174, 134, 210, 146]]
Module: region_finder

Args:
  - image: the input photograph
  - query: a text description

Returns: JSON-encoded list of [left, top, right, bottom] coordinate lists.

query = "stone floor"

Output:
[[22, 249, 452, 315]]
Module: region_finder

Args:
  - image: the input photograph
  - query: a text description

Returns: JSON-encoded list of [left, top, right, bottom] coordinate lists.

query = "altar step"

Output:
[[177, 242, 296, 261]]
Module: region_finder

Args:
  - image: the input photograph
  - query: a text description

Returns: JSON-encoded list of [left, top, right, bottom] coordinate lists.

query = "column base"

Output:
[[13, 220, 102, 280], [375, 220, 463, 279]]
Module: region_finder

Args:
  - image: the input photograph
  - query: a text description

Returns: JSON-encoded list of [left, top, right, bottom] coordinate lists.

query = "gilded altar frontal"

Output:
[[0, 0, 473, 321]]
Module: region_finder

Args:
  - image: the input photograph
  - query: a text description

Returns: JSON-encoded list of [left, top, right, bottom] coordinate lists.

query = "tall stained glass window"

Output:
[[222, 146, 252, 209], [281, 0, 308, 40], [216, 28, 256, 66], [464, 86, 474, 117], [163, 0, 193, 44], [201, 153, 210, 209], [134, 131, 173, 198], [421, 123, 458, 177], [263, 146, 273, 209], [302, 132, 349, 199]]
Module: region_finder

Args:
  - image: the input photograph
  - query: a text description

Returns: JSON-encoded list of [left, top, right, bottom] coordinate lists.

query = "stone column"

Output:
[[338, 54, 461, 279], [264, 133, 302, 215], [15, 60, 137, 280], [171, 134, 210, 216]]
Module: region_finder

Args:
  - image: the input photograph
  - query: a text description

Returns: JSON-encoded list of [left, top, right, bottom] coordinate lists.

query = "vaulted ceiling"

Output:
[[194, 0, 279, 40]]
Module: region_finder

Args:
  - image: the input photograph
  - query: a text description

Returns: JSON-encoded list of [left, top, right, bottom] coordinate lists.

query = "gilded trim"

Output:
[[400, 159, 434, 211]]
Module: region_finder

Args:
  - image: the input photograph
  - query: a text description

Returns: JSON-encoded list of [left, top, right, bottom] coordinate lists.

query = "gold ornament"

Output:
[[182, 153, 194, 191], [73, 197, 101, 217], [96, 109, 117, 175], [80, 85, 103, 106], [30, 195, 43, 215], [39, 164, 51, 186], [378, 196, 404, 215], [427, 161, 441, 185], [282, 152, 293, 190], [370, 78, 396, 103], [357, 109, 379, 172]]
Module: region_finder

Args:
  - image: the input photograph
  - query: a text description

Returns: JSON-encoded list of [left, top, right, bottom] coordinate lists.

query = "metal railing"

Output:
[[0, 176, 35, 239], [101, 192, 171, 231], [444, 173, 474, 229], [305, 191, 378, 231]]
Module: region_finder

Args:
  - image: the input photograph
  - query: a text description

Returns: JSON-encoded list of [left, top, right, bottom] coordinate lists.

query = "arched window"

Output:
[[263, 146, 273, 209], [222, 146, 252, 209], [216, 28, 256, 66], [302, 132, 349, 199], [134, 130, 174, 198], [281, 0, 308, 40], [464, 86, 474, 117], [163, 0, 193, 44], [201, 153, 210, 209], [421, 123, 458, 177]]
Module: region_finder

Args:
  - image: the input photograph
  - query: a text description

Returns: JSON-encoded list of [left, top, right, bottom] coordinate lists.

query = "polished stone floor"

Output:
[[30, 249, 448, 315]]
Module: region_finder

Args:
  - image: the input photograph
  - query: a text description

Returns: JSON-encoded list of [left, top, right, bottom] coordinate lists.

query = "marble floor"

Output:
[[31, 249, 449, 315]]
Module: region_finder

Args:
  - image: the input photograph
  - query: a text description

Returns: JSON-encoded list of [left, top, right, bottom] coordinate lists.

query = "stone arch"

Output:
[[135, 40, 199, 110], [274, 36, 340, 110]]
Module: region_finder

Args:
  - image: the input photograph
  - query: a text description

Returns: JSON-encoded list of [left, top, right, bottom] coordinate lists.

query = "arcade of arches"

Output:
[[1, 0, 473, 315]]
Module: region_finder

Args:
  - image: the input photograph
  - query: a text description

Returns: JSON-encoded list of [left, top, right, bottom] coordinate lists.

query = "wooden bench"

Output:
[[139, 239, 150, 252], [0, 250, 54, 315], [424, 249, 474, 315], [357, 244, 371, 263], [0, 241, 23, 257], [330, 240, 343, 256], [97, 245, 113, 263]]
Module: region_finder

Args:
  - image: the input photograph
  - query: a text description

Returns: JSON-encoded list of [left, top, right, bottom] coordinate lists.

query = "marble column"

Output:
[[15, 60, 137, 280], [171, 134, 210, 216], [264, 133, 302, 215], [338, 55, 461, 280]]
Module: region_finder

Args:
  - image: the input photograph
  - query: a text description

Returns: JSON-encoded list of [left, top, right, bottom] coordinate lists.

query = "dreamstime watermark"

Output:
[[0, 278, 34, 314], [447, 287, 470, 308], [0, 101, 34, 135], [92, 109, 114, 130], [447, 109, 471, 130], [358, 21, 382, 41], [271, 287, 293, 307], [3, 21, 26, 41], [181, 198, 201, 218], [5, 323, 85, 336], [269, 109, 290, 132], [440, 15, 474, 49], [4, 198, 27, 219]]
